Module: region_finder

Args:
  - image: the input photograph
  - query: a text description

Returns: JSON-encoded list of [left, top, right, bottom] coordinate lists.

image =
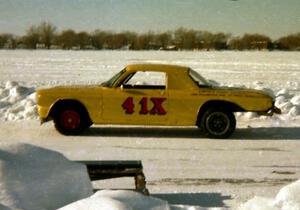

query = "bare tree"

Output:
[[38, 22, 57, 49], [133, 32, 155, 50], [212, 32, 230, 50], [276, 33, 300, 50], [76, 31, 91, 49], [91, 30, 109, 49], [105, 33, 128, 49], [23, 25, 40, 49], [228, 37, 244, 50], [0, 34, 17, 48], [57, 29, 77, 49], [155, 32, 172, 49], [8, 21, 300, 51], [228, 33, 272, 50]]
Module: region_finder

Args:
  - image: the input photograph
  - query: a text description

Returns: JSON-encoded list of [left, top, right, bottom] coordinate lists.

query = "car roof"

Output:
[[125, 63, 189, 73]]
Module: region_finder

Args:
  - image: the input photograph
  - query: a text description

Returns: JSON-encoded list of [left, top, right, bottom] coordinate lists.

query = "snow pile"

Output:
[[59, 179, 300, 210], [239, 179, 300, 210], [0, 81, 37, 121], [59, 190, 170, 210], [0, 143, 93, 210], [232, 81, 300, 120], [275, 90, 300, 118]]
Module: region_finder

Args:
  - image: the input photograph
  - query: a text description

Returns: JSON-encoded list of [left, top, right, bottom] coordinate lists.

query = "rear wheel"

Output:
[[199, 108, 236, 139], [53, 105, 90, 135]]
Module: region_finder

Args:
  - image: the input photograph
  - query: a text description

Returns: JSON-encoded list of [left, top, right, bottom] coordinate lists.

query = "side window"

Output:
[[124, 71, 166, 89]]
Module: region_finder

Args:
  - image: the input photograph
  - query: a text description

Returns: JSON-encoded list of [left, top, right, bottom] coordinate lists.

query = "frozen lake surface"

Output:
[[0, 50, 299, 93]]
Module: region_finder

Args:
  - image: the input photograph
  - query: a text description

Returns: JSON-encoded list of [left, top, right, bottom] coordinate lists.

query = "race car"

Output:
[[36, 64, 281, 138]]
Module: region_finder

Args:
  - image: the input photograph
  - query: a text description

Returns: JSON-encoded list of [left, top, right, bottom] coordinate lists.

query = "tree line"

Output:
[[0, 22, 299, 51]]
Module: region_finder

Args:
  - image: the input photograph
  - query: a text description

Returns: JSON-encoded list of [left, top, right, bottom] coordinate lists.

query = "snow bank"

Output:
[[0, 81, 36, 121], [228, 81, 300, 121], [274, 88, 300, 118], [59, 180, 300, 210], [239, 179, 300, 210], [59, 190, 170, 210], [0, 80, 300, 122], [276, 179, 300, 210], [0, 143, 93, 210]]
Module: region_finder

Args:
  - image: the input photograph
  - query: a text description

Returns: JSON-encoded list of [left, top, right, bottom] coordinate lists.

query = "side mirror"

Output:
[[120, 84, 124, 90]]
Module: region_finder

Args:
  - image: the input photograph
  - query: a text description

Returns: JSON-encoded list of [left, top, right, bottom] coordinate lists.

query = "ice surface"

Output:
[[0, 143, 93, 210], [0, 50, 299, 90]]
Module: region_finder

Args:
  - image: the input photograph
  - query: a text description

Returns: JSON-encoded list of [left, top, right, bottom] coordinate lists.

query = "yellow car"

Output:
[[36, 64, 281, 138]]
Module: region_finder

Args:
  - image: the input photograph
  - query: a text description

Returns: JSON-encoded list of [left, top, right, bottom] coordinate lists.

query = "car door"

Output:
[[102, 71, 169, 125]]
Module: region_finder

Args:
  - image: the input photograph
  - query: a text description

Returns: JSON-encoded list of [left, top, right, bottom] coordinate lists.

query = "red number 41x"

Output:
[[122, 97, 166, 115]]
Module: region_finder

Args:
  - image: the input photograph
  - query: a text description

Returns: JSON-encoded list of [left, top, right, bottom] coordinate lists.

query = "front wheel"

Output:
[[199, 109, 236, 139], [53, 106, 90, 135]]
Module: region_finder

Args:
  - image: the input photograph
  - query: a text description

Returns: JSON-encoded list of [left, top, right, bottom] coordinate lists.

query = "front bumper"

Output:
[[38, 106, 51, 124], [40, 117, 51, 124], [259, 106, 281, 116]]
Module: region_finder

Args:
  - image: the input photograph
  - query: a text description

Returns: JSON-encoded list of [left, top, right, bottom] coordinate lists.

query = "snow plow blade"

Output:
[[77, 160, 148, 195]]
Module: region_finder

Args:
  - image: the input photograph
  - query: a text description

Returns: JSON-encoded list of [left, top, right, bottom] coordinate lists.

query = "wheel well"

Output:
[[196, 100, 244, 125], [49, 99, 92, 123]]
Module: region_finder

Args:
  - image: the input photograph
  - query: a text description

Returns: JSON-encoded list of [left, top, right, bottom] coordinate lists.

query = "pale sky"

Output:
[[0, 0, 299, 39]]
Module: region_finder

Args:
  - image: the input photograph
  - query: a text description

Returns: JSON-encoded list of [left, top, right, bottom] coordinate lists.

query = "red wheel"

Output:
[[60, 110, 81, 130], [53, 104, 91, 135]]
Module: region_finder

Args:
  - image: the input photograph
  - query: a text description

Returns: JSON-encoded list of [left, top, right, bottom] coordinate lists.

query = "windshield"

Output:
[[188, 69, 211, 87], [101, 69, 125, 87]]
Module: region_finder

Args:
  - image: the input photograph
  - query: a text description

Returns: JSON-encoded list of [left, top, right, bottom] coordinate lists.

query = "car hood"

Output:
[[36, 85, 104, 96]]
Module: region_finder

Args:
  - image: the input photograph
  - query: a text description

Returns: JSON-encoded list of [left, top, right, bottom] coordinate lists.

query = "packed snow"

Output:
[[239, 179, 300, 210], [59, 190, 170, 210], [0, 143, 92, 210], [0, 81, 36, 121], [0, 50, 299, 209], [60, 180, 300, 210]]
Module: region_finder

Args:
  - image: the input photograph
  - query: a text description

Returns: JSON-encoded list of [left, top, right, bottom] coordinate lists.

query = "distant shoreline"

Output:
[[1, 22, 299, 51], [0, 48, 299, 52]]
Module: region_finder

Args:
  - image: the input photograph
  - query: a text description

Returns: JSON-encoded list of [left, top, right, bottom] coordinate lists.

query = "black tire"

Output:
[[53, 105, 90, 135], [199, 108, 236, 139]]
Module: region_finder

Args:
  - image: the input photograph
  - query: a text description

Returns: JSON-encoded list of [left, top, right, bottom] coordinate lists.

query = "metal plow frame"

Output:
[[77, 160, 149, 195]]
